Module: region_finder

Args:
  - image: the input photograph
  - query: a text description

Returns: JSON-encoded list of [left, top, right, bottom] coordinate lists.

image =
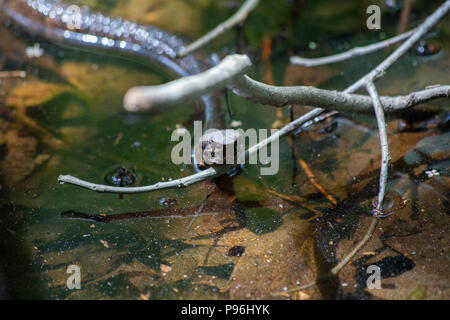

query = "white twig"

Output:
[[126, 2, 449, 118], [58, 166, 227, 194], [290, 29, 416, 67], [347, 0, 450, 93], [276, 82, 390, 296], [366, 82, 390, 215], [124, 54, 251, 113], [230, 75, 449, 113], [274, 0, 450, 151], [177, 0, 260, 58], [274, 216, 378, 295]]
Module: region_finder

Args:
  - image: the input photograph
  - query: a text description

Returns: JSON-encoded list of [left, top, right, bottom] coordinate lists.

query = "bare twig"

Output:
[[366, 82, 390, 214], [0, 70, 26, 78], [186, 192, 211, 231], [298, 158, 338, 206], [286, 0, 450, 136], [124, 54, 252, 113], [288, 105, 298, 185], [126, 54, 450, 114], [290, 28, 416, 67], [177, 0, 260, 58], [330, 218, 378, 274], [58, 167, 225, 194], [347, 0, 450, 93], [230, 75, 449, 113], [238, 0, 450, 154]]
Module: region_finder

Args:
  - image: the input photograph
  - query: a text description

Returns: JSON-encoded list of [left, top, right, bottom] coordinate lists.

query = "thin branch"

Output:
[[123, 54, 252, 113], [298, 158, 338, 206], [237, 0, 450, 152], [274, 216, 378, 295], [331, 217, 378, 274], [230, 75, 450, 113], [366, 82, 390, 214], [347, 0, 450, 93], [239, 107, 324, 164], [177, 0, 260, 58], [290, 28, 416, 67], [58, 167, 226, 194], [268, 0, 450, 175], [288, 105, 298, 185], [240, 0, 449, 167]]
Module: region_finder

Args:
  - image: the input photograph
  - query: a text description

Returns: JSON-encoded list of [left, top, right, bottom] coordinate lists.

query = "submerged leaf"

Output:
[[7, 81, 71, 108]]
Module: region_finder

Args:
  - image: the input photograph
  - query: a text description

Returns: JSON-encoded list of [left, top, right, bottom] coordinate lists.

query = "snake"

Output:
[[0, 0, 223, 129]]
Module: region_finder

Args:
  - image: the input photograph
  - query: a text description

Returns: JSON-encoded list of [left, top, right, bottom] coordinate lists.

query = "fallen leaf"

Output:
[[160, 264, 173, 273], [7, 81, 71, 108], [139, 293, 150, 300], [99, 240, 110, 248]]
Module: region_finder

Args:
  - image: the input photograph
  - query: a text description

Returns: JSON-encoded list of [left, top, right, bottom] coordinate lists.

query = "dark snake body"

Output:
[[0, 0, 222, 128]]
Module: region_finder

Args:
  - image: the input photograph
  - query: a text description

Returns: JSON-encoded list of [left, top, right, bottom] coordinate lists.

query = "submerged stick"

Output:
[[298, 159, 338, 206], [274, 216, 378, 296]]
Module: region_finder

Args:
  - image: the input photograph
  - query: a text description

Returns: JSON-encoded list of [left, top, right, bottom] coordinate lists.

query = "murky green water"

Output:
[[0, 0, 449, 299]]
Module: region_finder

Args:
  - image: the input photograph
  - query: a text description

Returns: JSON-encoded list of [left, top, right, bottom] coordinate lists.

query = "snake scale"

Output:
[[0, 0, 223, 128]]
